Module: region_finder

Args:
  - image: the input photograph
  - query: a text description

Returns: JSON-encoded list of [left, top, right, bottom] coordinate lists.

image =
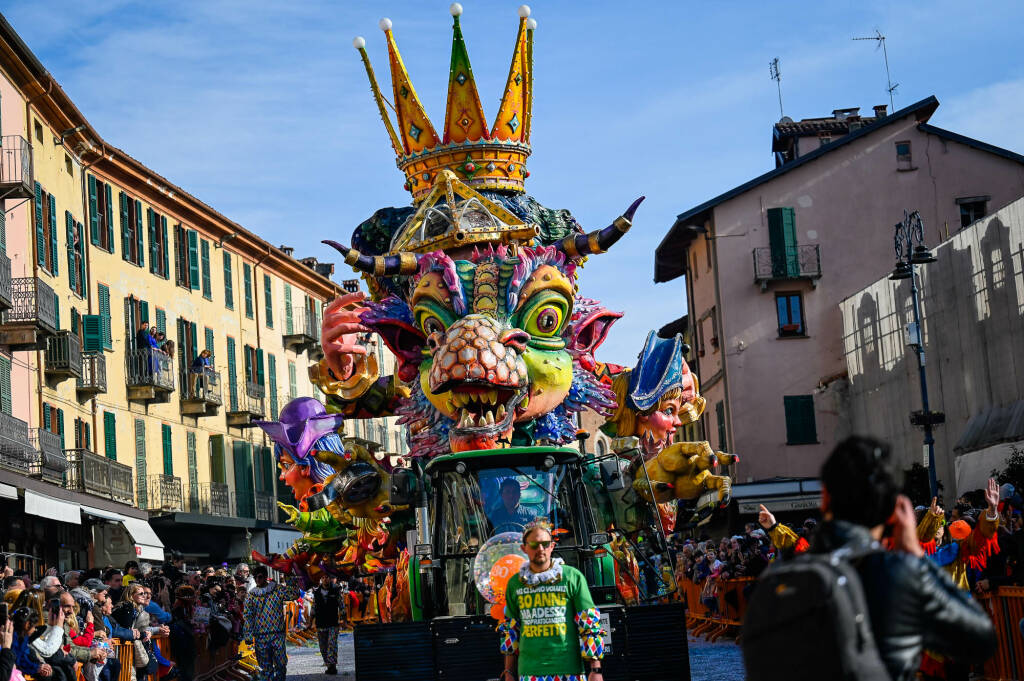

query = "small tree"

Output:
[[992, 444, 1024, 493], [903, 463, 944, 507]]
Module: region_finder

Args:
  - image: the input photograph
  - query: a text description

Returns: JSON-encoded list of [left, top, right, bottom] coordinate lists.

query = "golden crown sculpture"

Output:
[[354, 4, 536, 203]]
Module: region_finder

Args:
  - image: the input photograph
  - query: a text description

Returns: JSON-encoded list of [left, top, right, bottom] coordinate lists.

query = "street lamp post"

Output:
[[889, 210, 944, 498]]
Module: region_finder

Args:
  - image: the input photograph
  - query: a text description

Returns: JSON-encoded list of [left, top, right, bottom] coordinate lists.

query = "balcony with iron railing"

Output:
[[0, 411, 32, 475], [180, 368, 222, 417], [45, 331, 83, 380], [146, 473, 183, 512], [28, 428, 66, 484], [0, 277, 56, 350], [233, 489, 255, 519], [752, 244, 822, 290], [64, 448, 135, 505], [0, 250, 11, 312], [0, 135, 34, 199], [255, 492, 275, 522], [189, 481, 232, 517], [282, 307, 319, 352], [126, 347, 175, 401], [226, 381, 265, 427], [77, 353, 107, 394]]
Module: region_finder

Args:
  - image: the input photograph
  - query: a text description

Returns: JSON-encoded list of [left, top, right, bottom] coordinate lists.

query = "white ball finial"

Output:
[[379, 17, 393, 31], [450, 3, 463, 16], [526, 18, 537, 30], [518, 5, 531, 18], [352, 36, 366, 49]]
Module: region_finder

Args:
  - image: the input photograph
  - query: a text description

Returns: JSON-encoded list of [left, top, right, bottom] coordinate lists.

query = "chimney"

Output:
[[873, 104, 887, 118], [279, 245, 294, 257], [342, 279, 360, 293]]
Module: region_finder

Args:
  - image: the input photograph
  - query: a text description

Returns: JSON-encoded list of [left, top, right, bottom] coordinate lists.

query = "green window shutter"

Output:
[[71, 308, 79, 335], [84, 422, 90, 450], [263, 274, 273, 328], [243, 263, 253, 318], [139, 300, 149, 324], [105, 184, 114, 251], [88, 175, 99, 245], [173, 225, 182, 285], [223, 252, 234, 309], [766, 207, 799, 277], [210, 434, 226, 484], [104, 411, 116, 460], [34, 182, 44, 267], [186, 431, 198, 509], [66, 211, 77, 292], [77, 222, 87, 294], [53, 294, 60, 331], [56, 408, 64, 449], [227, 337, 238, 411], [135, 418, 147, 508], [284, 283, 293, 334], [232, 440, 255, 517], [256, 349, 265, 388], [268, 354, 278, 419], [147, 209, 157, 274], [288, 361, 297, 400], [161, 217, 170, 279], [204, 327, 214, 353], [200, 239, 212, 299], [243, 345, 252, 386], [43, 403, 51, 430], [134, 200, 144, 267], [784, 395, 817, 445], [98, 284, 112, 350], [47, 193, 58, 275], [0, 355, 11, 415], [0, 209, 6, 252], [155, 308, 166, 335], [187, 230, 200, 290], [162, 423, 173, 475], [119, 191, 130, 259], [190, 321, 198, 358]]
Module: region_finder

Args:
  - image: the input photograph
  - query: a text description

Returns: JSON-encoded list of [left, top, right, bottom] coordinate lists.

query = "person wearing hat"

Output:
[[918, 478, 1001, 591], [242, 566, 299, 681]]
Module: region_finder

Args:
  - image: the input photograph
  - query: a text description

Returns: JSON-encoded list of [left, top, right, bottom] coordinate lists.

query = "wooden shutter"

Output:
[[84, 422, 90, 451], [767, 207, 799, 277], [133, 199, 144, 267], [243, 264, 253, 318], [55, 408, 64, 449], [161, 217, 170, 278], [226, 337, 238, 411], [187, 230, 200, 290], [88, 175, 99, 245], [53, 294, 60, 331], [263, 275, 273, 328], [232, 440, 254, 517], [104, 183, 114, 250], [0, 209, 5, 252], [147, 209, 158, 274], [0, 355, 11, 416], [200, 239, 212, 299], [104, 411, 116, 460], [223, 252, 233, 309], [139, 300, 149, 324], [119, 191, 130, 259], [256, 349, 265, 388], [34, 182, 44, 266], [77, 221, 87, 294], [43, 402, 51, 430], [98, 284, 112, 350], [66, 211, 77, 292], [284, 283, 293, 334], [47, 193, 58, 275], [268, 354, 278, 419], [135, 418, 147, 509], [210, 434, 226, 484], [784, 395, 817, 445], [186, 431, 198, 509], [243, 344, 252, 386], [162, 424, 173, 475], [288, 361, 297, 399], [204, 327, 214, 353], [82, 315, 103, 352], [156, 308, 166, 335], [173, 224, 182, 285]]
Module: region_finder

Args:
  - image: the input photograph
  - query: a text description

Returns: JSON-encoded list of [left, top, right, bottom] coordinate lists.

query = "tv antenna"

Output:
[[769, 58, 784, 119], [853, 30, 898, 111]]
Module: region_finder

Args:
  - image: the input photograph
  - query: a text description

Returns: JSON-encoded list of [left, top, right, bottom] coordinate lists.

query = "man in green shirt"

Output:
[[499, 518, 605, 681]]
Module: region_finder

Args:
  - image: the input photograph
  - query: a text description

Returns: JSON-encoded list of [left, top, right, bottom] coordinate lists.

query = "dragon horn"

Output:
[[322, 240, 420, 276], [555, 196, 645, 258]]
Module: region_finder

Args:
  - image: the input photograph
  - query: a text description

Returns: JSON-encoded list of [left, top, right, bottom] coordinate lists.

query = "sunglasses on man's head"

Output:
[[525, 540, 554, 549]]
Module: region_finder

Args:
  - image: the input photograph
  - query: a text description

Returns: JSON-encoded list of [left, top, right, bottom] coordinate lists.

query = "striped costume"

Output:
[[242, 580, 299, 681]]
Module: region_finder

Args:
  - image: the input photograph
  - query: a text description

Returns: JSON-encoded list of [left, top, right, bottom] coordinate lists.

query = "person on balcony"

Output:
[[134, 321, 151, 352], [190, 350, 213, 396]]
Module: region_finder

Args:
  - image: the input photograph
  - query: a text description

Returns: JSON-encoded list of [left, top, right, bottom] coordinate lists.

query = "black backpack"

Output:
[[741, 547, 891, 681]]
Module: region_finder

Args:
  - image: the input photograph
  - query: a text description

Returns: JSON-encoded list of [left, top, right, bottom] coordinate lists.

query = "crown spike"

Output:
[[443, 8, 488, 145], [490, 9, 532, 145], [523, 16, 535, 144], [382, 20, 440, 155], [354, 38, 403, 157]]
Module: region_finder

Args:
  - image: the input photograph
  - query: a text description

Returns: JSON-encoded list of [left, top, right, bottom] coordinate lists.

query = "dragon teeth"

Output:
[[484, 411, 495, 425], [497, 404, 506, 419]]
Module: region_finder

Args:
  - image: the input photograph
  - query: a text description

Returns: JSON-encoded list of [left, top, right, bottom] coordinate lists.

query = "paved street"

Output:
[[285, 631, 744, 680]]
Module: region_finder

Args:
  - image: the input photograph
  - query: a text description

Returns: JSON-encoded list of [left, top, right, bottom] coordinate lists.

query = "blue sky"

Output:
[[5, 1, 1023, 364]]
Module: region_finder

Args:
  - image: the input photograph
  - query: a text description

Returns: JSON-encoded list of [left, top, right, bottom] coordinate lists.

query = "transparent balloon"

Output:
[[473, 531, 527, 604]]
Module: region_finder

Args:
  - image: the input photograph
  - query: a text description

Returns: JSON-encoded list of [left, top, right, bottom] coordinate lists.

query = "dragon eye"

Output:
[[420, 314, 446, 336], [525, 305, 564, 337]]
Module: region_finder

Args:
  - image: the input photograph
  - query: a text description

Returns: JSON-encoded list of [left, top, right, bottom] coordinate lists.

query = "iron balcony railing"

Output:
[[193, 481, 232, 517], [282, 307, 319, 348], [255, 492, 275, 522], [29, 428, 66, 484], [233, 490, 255, 519], [2, 277, 57, 333], [146, 473, 183, 511], [77, 353, 107, 393], [64, 448, 135, 505], [180, 367, 223, 404], [45, 331, 83, 378], [0, 135, 33, 199], [752, 244, 823, 285], [237, 381, 265, 416], [126, 347, 175, 391], [0, 411, 32, 475], [0, 251, 12, 311]]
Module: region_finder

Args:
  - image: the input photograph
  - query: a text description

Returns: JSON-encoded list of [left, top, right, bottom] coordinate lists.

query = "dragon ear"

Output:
[[362, 317, 426, 383], [567, 308, 623, 367]]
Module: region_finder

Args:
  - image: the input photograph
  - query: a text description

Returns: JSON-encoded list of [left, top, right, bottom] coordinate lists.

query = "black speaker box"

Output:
[[431, 615, 505, 681], [622, 602, 690, 680], [353, 620, 434, 681]]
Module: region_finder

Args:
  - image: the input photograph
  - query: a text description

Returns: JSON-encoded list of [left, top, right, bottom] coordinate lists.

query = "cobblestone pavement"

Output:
[[285, 631, 744, 680]]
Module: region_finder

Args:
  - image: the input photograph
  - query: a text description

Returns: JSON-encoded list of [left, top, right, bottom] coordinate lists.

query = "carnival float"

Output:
[[251, 5, 735, 678]]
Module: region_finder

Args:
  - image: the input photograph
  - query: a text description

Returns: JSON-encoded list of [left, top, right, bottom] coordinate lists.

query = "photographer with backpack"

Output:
[[742, 436, 997, 681]]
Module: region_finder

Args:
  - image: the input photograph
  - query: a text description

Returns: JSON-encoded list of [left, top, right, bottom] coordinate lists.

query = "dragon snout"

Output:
[[429, 315, 528, 395]]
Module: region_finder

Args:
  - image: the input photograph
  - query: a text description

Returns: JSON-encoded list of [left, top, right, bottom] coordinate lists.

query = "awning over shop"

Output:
[[24, 489, 81, 525], [731, 478, 822, 515], [121, 517, 165, 561], [0, 483, 17, 500], [81, 505, 127, 522]]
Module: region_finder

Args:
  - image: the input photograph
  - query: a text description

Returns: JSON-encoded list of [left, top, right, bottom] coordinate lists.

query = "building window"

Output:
[[65, 154, 73, 175], [783, 395, 817, 445], [957, 196, 989, 228], [895, 140, 913, 171], [88, 176, 115, 252], [243, 263, 254, 319], [34, 119, 43, 143], [103, 412, 116, 460], [173, 224, 199, 289], [148, 210, 169, 279], [161, 424, 173, 476], [200, 239, 212, 299], [0, 354, 11, 416], [766, 206, 799, 277], [775, 293, 805, 337], [223, 252, 234, 309], [34, 183, 58, 275], [264, 274, 274, 328], [119, 192, 144, 267], [288, 361, 297, 400], [243, 345, 265, 393], [818, 133, 831, 146], [715, 401, 727, 451], [65, 213, 86, 297]]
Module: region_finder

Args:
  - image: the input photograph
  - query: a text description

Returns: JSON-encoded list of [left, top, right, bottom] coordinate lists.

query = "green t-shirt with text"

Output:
[[505, 564, 596, 677]]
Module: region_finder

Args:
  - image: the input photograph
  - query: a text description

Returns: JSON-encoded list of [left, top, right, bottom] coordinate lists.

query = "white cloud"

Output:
[[931, 78, 1024, 156]]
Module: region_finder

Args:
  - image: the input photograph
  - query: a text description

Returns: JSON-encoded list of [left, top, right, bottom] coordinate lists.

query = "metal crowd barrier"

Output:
[[680, 577, 755, 642], [978, 586, 1024, 681]]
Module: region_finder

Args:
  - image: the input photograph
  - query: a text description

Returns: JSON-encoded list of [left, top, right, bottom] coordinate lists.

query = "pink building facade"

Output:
[[655, 96, 1024, 484]]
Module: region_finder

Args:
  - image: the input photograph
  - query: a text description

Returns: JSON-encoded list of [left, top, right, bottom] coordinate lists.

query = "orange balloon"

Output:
[[490, 601, 506, 621], [489, 554, 526, 600]]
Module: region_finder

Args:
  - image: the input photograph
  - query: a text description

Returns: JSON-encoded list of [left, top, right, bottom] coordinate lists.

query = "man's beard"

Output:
[[530, 553, 551, 570]]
